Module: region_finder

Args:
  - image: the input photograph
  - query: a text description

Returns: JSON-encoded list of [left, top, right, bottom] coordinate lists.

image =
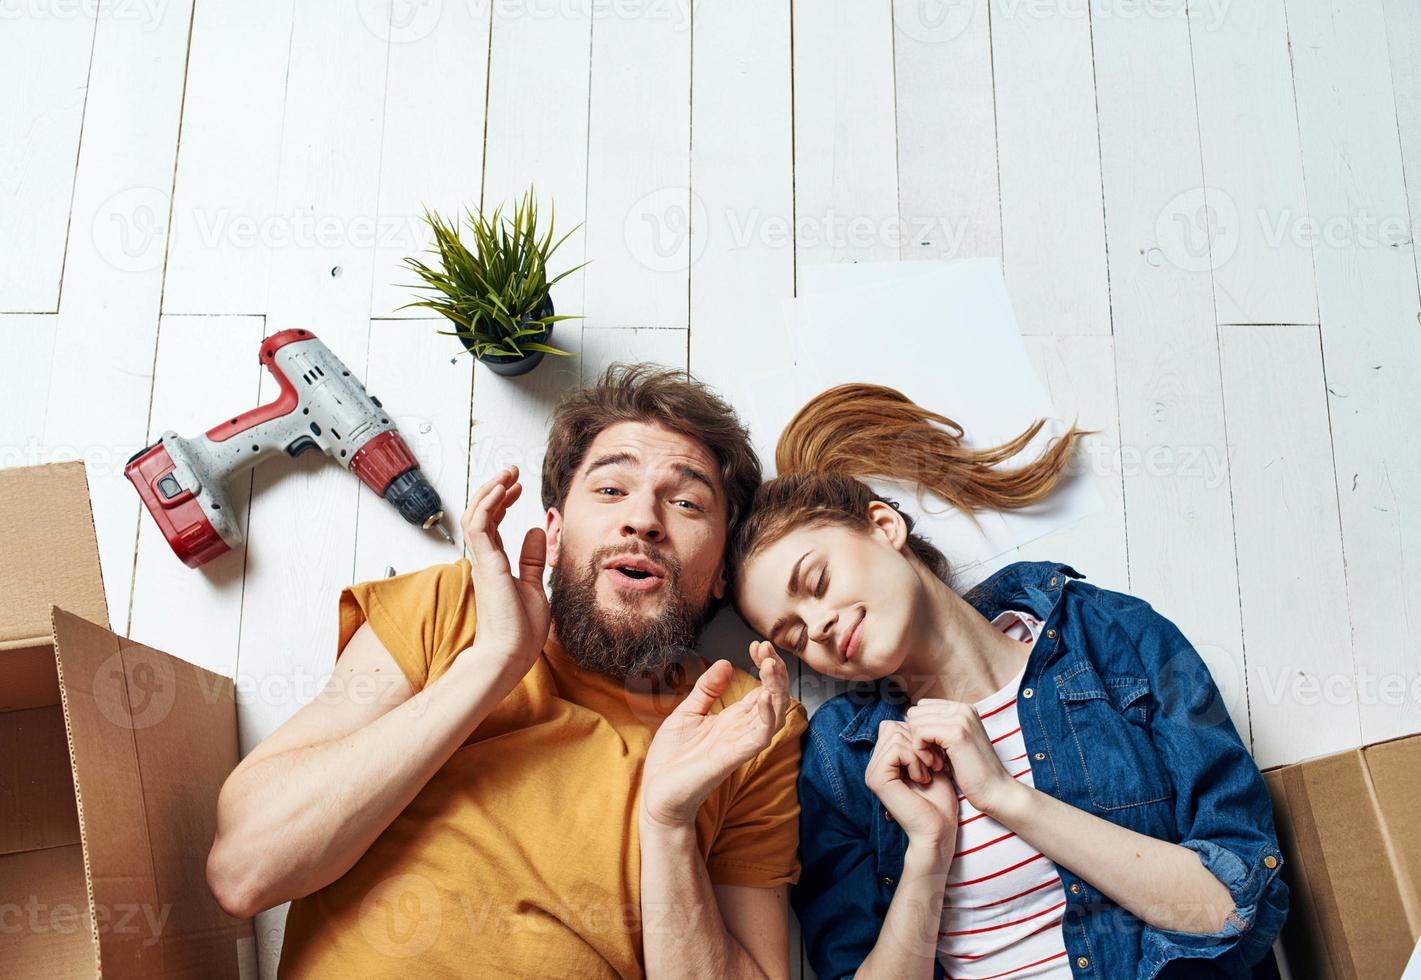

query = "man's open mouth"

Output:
[[602, 555, 669, 592]]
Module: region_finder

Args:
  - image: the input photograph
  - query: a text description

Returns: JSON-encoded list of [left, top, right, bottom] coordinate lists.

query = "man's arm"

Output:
[[638, 820, 789, 980], [205, 621, 522, 917], [207, 464, 551, 918], [639, 643, 798, 980]]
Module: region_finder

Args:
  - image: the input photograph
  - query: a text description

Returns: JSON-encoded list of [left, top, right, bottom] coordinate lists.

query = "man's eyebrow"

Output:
[[583, 452, 720, 501], [768, 551, 811, 643]]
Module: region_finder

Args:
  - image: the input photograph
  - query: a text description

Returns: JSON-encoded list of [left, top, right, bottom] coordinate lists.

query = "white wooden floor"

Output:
[[4, 1, 1420, 976]]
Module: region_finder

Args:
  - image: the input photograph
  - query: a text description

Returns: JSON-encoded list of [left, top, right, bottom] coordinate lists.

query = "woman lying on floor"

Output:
[[729, 384, 1287, 980]]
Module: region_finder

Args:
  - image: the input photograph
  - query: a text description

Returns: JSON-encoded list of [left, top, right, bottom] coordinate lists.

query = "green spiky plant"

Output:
[[401, 189, 586, 363]]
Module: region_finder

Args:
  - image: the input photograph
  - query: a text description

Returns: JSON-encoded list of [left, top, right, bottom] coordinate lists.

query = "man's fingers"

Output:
[[518, 527, 547, 585], [679, 659, 734, 717]]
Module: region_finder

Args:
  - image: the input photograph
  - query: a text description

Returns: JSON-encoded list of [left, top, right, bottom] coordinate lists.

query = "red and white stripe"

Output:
[[936, 610, 1072, 980]]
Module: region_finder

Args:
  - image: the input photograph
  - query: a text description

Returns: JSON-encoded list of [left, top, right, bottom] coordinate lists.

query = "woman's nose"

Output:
[[812, 610, 837, 643]]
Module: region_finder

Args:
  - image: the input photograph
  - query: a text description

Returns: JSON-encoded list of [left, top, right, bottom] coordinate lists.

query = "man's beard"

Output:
[[547, 544, 710, 682]]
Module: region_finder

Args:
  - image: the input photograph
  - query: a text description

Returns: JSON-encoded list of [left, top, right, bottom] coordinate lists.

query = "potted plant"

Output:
[[402, 188, 586, 377]]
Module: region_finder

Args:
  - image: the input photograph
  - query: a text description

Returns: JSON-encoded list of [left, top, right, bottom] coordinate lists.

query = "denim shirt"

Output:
[[791, 562, 1288, 980]]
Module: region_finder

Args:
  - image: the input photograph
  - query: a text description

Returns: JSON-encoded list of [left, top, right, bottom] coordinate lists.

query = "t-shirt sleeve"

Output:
[[335, 557, 478, 691], [705, 698, 809, 889]]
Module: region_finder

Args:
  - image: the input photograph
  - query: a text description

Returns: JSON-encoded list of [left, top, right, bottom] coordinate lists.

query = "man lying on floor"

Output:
[[206, 364, 806, 979]]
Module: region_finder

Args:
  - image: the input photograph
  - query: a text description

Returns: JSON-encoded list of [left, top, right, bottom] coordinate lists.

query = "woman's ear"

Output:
[[866, 500, 909, 550]]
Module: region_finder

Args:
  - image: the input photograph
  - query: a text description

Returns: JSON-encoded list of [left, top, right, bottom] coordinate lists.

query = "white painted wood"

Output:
[[474, 0, 596, 562], [1218, 324, 1357, 768], [369, 0, 490, 318], [128, 316, 265, 672], [352, 319, 473, 581], [1090, 0, 1250, 746], [793, 0, 899, 265], [581, 0, 692, 327], [231, 7, 392, 973], [161, 0, 293, 315], [1189, 0, 1316, 325], [0, 10, 92, 312], [1384, 0, 1421, 292], [580, 326, 687, 379], [688, 0, 795, 396], [1016, 336, 1129, 593], [0, 315, 60, 464], [1288, 0, 1421, 746], [40, 0, 194, 641], [989, 0, 1111, 335], [892, 0, 1001, 262]]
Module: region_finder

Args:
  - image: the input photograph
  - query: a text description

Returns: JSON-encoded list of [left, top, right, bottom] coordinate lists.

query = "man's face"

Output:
[[544, 420, 731, 679]]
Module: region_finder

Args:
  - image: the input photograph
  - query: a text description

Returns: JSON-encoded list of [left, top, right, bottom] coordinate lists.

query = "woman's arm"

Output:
[[855, 843, 953, 980], [985, 780, 1234, 932]]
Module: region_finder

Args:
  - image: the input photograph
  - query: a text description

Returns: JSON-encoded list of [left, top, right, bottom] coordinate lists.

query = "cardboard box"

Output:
[[1264, 734, 1421, 980], [1, 461, 256, 978]]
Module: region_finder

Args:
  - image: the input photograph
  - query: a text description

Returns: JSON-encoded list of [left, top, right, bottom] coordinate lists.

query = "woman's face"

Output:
[[736, 502, 924, 681]]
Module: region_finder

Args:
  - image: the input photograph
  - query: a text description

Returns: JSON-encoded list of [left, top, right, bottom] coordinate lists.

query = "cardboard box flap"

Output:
[[51, 606, 251, 978], [0, 462, 109, 649]]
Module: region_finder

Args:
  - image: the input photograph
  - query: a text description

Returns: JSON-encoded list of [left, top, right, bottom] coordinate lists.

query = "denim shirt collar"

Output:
[[837, 560, 1084, 746]]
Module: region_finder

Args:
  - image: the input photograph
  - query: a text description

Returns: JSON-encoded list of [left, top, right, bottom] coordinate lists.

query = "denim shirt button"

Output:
[[880, 876, 894, 888], [1046, 629, 1057, 639], [883, 809, 894, 822], [1076, 956, 1089, 969], [1033, 752, 1045, 761], [1022, 688, 1034, 699], [1264, 855, 1278, 869], [1069, 883, 1081, 895]]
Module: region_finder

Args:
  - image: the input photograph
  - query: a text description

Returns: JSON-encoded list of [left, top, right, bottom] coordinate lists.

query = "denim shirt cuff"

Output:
[[1139, 838, 1286, 976]]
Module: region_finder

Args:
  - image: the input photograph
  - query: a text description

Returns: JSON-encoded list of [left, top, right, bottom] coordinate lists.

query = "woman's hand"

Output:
[[640, 641, 791, 830], [460, 465, 550, 677], [865, 720, 960, 859], [905, 699, 1022, 817]]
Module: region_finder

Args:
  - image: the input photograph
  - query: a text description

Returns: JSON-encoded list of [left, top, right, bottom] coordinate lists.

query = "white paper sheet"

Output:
[[729, 259, 1101, 578]]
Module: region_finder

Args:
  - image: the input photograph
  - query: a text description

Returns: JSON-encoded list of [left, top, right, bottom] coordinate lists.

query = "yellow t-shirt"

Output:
[[278, 558, 807, 979]]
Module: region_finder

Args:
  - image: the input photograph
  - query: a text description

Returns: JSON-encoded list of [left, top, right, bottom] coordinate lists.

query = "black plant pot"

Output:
[[461, 298, 557, 378]]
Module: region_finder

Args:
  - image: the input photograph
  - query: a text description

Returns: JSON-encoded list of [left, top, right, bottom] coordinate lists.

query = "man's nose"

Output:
[[620, 493, 665, 541]]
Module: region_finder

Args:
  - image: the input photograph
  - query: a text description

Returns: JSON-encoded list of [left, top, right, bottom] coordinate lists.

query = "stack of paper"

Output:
[[731, 259, 1101, 584]]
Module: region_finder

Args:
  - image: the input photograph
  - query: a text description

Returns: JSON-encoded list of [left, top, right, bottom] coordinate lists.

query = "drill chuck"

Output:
[[384, 469, 445, 528]]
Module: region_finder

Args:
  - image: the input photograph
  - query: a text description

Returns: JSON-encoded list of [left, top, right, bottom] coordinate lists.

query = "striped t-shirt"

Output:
[[936, 610, 1072, 980]]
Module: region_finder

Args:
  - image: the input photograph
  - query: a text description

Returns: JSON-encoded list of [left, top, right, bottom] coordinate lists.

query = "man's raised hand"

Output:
[[460, 465, 550, 674], [640, 641, 791, 830]]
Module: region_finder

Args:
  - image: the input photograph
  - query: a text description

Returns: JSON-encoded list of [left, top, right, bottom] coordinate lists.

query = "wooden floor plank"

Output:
[[41, 0, 194, 636], [1289, 0, 1421, 746], [1090, 0, 1251, 745], [793, 0, 898, 266], [161, 0, 294, 315], [1219, 323, 1358, 768], [0, 9, 93, 312], [990, 0, 1112, 335], [1189, 0, 1316, 325], [893, 0, 1001, 262]]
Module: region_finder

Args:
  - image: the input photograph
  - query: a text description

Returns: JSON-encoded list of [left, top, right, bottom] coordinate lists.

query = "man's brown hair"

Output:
[[541, 362, 763, 547]]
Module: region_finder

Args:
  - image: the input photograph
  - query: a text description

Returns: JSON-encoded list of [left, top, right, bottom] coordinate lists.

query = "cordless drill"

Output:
[[126, 328, 454, 568]]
